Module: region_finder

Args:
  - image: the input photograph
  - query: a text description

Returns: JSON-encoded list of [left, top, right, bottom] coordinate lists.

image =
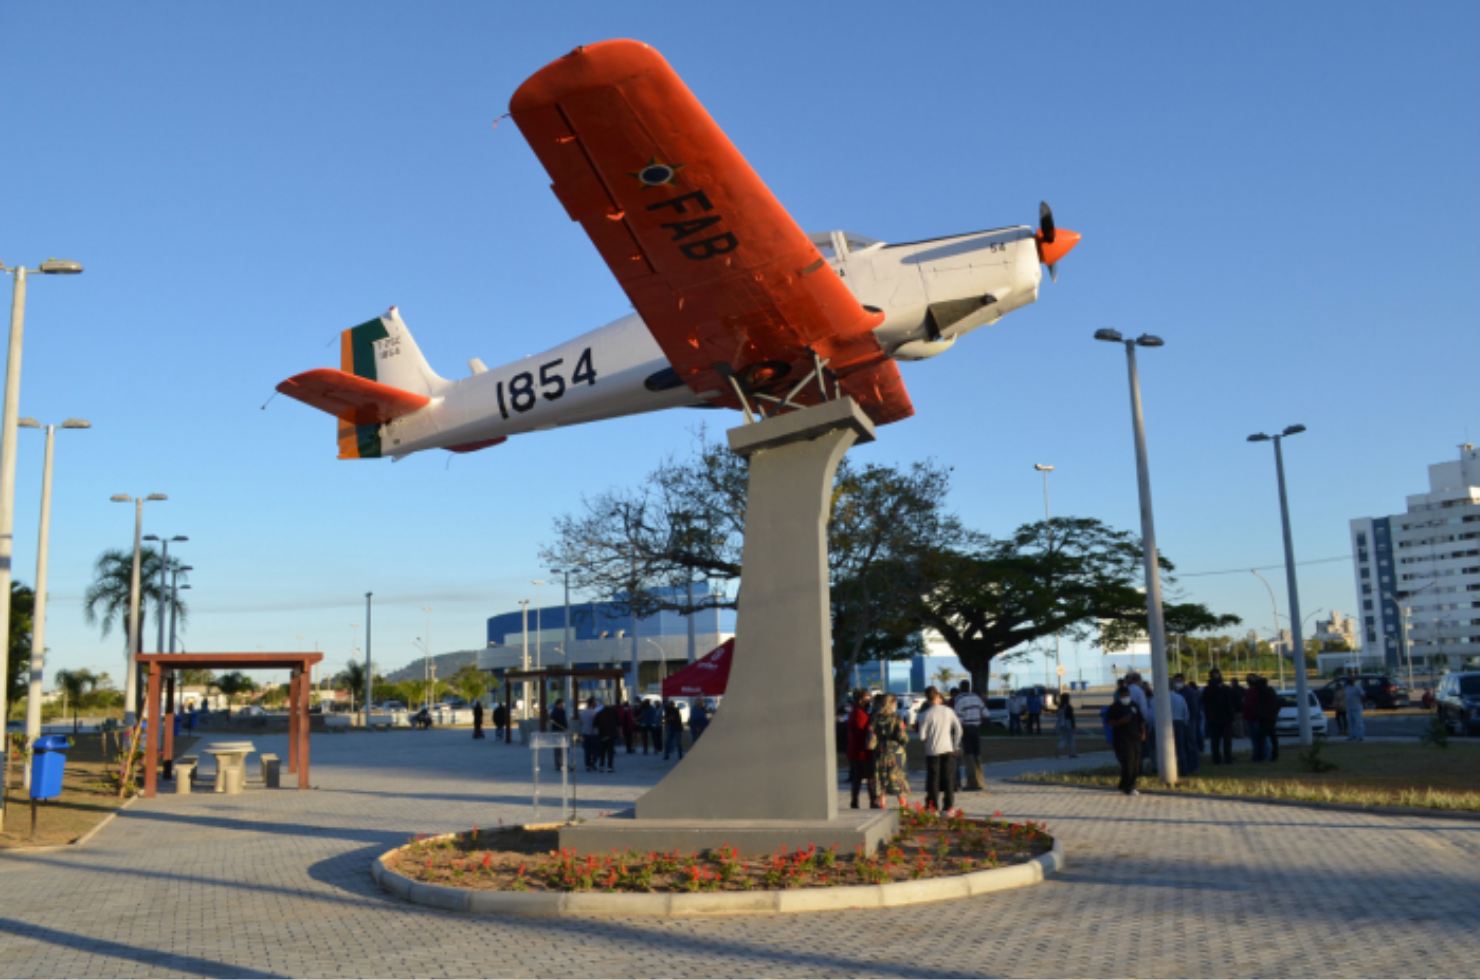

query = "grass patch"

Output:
[[1019, 740, 1480, 812], [1, 734, 198, 847]]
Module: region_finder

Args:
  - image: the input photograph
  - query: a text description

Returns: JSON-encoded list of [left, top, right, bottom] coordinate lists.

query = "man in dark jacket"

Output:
[[472, 699, 485, 739], [1255, 678, 1281, 762], [1201, 669, 1236, 764], [549, 698, 568, 771], [594, 701, 620, 772], [845, 690, 878, 809], [492, 702, 508, 742], [1244, 674, 1265, 761], [1105, 683, 1147, 796], [663, 700, 684, 760]]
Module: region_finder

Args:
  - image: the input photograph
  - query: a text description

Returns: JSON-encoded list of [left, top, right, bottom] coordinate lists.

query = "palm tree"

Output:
[[55, 668, 97, 733], [82, 546, 191, 654], [932, 666, 960, 690], [213, 672, 257, 714]]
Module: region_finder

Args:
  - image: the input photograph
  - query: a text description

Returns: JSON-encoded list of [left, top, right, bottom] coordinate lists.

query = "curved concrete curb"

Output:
[[1009, 777, 1480, 822], [372, 835, 1064, 916]]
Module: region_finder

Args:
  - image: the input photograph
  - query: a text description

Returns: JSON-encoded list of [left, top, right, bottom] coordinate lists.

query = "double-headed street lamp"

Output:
[[0, 259, 83, 813], [1248, 425, 1314, 747], [1094, 328, 1178, 785], [111, 493, 167, 724], [18, 417, 89, 791], [143, 533, 188, 655]]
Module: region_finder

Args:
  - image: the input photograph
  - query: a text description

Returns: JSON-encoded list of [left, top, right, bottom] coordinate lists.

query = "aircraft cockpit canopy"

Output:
[[808, 231, 883, 261]]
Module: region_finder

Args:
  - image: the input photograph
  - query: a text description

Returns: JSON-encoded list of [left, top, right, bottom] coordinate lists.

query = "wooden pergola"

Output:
[[138, 652, 324, 798], [502, 667, 627, 733]]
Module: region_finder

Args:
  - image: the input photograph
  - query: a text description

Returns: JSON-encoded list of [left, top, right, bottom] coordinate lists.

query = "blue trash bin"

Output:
[[30, 735, 70, 801]]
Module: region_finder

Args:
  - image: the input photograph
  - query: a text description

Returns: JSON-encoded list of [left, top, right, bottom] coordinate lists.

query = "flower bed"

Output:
[[384, 805, 1053, 893]]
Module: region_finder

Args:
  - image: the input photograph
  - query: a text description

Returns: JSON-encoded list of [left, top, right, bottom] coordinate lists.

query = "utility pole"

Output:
[[363, 594, 373, 726]]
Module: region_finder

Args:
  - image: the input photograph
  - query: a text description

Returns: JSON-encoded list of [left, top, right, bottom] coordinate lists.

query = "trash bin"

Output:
[[30, 735, 70, 801]]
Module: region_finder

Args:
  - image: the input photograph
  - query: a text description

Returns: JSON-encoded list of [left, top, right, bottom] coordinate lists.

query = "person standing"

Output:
[[1229, 678, 1248, 741], [492, 701, 508, 743], [1105, 683, 1147, 796], [1201, 669, 1236, 765], [952, 680, 986, 791], [688, 698, 710, 743], [639, 699, 660, 754], [1184, 679, 1205, 760], [663, 700, 685, 760], [1026, 689, 1044, 735], [1169, 676, 1192, 776], [1333, 680, 1349, 736], [871, 694, 910, 808], [549, 698, 569, 772], [1344, 676, 1366, 742], [579, 698, 601, 772], [1255, 677, 1281, 762], [619, 701, 637, 754], [1054, 693, 1078, 758], [594, 700, 620, 773], [845, 689, 878, 809], [472, 699, 485, 740], [916, 687, 962, 813], [1006, 692, 1023, 736], [1243, 674, 1265, 762]]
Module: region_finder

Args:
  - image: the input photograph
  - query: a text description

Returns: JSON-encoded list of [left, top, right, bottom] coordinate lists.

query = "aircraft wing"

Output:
[[509, 39, 913, 426], [276, 368, 431, 426]]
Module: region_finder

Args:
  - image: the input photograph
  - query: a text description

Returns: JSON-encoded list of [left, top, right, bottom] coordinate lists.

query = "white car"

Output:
[[1274, 690, 1328, 738], [985, 696, 1011, 729]]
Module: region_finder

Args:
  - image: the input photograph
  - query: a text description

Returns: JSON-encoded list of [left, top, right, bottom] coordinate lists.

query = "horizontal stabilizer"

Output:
[[276, 369, 430, 426]]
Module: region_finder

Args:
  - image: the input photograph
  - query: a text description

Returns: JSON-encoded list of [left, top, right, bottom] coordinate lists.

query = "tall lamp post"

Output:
[[168, 573, 192, 653], [1387, 580, 1436, 696], [422, 605, 434, 704], [1249, 425, 1314, 746], [143, 533, 187, 655], [1033, 463, 1063, 692], [1094, 328, 1177, 785], [19, 417, 89, 791], [0, 258, 83, 796], [111, 493, 167, 725], [550, 568, 573, 688], [519, 598, 532, 719]]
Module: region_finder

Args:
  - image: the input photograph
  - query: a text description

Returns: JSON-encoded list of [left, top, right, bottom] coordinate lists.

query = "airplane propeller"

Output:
[[1035, 201, 1081, 283]]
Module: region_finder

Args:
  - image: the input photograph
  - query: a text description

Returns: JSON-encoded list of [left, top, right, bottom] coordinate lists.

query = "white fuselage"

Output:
[[386, 226, 1042, 458]]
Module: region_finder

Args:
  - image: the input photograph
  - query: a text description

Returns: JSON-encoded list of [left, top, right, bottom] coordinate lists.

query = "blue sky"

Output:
[[3, 2, 1477, 687]]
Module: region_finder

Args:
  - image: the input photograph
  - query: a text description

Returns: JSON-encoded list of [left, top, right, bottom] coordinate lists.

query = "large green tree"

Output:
[[542, 429, 963, 701], [5, 582, 35, 713], [912, 517, 1240, 695]]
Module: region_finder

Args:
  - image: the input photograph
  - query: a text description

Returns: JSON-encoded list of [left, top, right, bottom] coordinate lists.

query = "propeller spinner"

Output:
[[1035, 201, 1081, 282]]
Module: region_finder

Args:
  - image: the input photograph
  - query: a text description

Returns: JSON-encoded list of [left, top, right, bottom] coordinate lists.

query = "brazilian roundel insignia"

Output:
[[628, 158, 684, 189]]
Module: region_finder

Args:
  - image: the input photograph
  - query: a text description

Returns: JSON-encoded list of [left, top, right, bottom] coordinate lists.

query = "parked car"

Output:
[[985, 696, 1011, 729], [440, 696, 468, 709], [1012, 686, 1059, 712], [378, 700, 407, 712], [1314, 675, 1409, 711], [1435, 672, 1480, 736], [1273, 690, 1328, 738]]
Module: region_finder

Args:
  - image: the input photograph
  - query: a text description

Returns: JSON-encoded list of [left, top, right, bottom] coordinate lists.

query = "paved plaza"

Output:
[[2, 730, 1477, 979]]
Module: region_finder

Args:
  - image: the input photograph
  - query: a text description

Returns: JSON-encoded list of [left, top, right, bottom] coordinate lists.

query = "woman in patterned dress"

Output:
[[871, 694, 910, 808]]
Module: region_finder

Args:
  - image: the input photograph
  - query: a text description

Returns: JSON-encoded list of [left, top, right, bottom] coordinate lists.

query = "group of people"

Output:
[[1107, 670, 1373, 796], [541, 695, 713, 772], [1004, 689, 1047, 735], [843, 680, 1071, 815]]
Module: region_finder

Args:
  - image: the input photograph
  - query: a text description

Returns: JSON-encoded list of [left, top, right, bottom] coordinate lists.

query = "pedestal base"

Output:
[[559, 806, 899, 858]]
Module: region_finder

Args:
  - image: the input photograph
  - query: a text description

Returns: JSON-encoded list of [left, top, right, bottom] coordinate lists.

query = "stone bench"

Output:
[[260, 754, 281, 789], [174, 756, 198, 794]]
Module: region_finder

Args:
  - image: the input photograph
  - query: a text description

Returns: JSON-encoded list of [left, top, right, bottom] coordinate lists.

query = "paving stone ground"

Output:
[[1, 729, 1476, 978]]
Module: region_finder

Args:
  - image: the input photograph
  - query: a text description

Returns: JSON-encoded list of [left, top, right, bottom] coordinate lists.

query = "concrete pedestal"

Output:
[[572, 398, 878, 853], [559, 805, 898, 858]]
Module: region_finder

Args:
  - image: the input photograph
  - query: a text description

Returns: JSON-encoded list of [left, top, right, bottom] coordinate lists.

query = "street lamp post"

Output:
[[363, 593, 373, 725], [1249, 425, 1314, 746], [519, 599, 531, 719], [1250, 570, 1286, 690], [0, 258, 83, 806], [1034, 463, 1063, 692], [422, 605, 434, 704], [143, 533, 187, 655], [169, 573, 192, 653], [550, 568, 573, 685], [532, 581, 545, 671], [111, 493, 167, 725], [19, 418, 89, 791], [1095, 328, 1178, 785], [1388, 580, 1436, 696]]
